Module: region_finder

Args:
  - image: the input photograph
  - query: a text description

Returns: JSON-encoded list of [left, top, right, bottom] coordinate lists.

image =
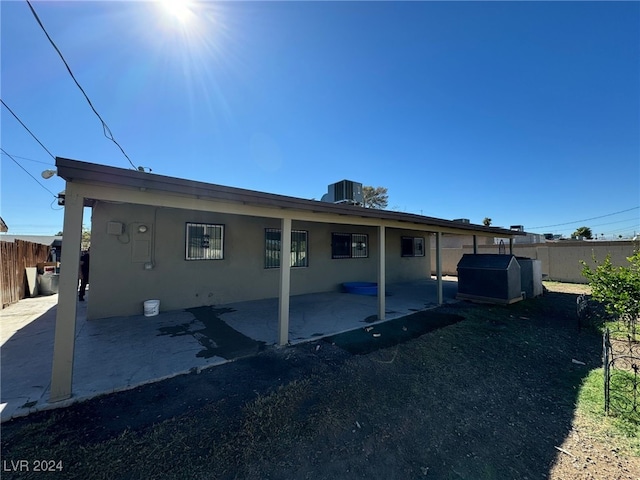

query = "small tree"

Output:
[[482, 217, 492, 226], [573, 226, 593, 239], [581, 250, 640, 341], [362, 186, 388, 209], [81, 225, 91, 250], [54, 228, 91, 249]]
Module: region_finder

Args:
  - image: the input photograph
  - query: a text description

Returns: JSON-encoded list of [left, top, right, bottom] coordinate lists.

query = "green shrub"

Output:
[[582, 250, 640, 341]]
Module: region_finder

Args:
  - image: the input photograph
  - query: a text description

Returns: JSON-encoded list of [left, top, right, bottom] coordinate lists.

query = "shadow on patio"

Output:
[[1, 278, 458, 422]]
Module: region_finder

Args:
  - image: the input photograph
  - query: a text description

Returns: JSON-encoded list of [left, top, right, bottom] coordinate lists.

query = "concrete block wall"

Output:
[[431, 241, 637, 284]]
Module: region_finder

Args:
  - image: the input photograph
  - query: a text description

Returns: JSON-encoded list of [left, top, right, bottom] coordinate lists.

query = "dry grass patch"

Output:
[[2, 283, 638, 480]]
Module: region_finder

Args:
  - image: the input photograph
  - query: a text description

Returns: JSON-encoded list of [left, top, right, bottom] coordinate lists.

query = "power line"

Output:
[[1, 148, 57, 198], [589, 224, 639, 238], [25, 0, 137, 170], [49, 196, 64, 211], [599, 225, 639, 237], [0, 152, 53, 166], [1, 99, 55, 160], [529, 206, 640, 230], [587, 217, 640, 229], [551, 217, 640, 234]]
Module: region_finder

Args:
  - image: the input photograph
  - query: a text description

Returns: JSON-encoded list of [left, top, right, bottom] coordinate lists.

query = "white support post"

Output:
[[278, 217, 292, 346], [436, 232, 443, 305], [50, 185, 84, 402], [378, 225, 386, 320]]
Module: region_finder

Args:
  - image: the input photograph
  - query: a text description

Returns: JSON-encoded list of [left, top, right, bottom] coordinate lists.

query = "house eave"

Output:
[[56, 157, 524, 238]]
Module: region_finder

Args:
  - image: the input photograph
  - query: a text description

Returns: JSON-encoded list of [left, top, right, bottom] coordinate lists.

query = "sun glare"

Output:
[[158, 0, 194, 25], [144, 0, 232, 126]]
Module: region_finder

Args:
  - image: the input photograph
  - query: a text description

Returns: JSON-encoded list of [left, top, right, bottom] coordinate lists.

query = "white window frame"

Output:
[[185, 223, 224, 260]]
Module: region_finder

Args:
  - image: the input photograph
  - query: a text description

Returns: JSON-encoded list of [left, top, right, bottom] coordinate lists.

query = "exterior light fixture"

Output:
[[138, 224, 148, 233], [41, 169, 57, 179]]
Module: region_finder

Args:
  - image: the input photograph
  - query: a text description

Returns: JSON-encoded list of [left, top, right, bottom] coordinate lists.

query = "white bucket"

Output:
[[144, 299, 160, 317]]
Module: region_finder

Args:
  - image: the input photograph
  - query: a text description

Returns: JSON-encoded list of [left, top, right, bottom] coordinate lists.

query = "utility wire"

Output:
[[598, 225, 639, 237], [586, 217, 640, 229], [551, 217, 640, 234], [1, 99, 55, 160], [0, 152, 53, 166], [25, 0, 137, 170], [1, 148, 58, 198], [529, 206, 640, 230]]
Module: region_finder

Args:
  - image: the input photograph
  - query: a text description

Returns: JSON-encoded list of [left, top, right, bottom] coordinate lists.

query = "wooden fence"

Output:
[[1, 240, 51, 308]]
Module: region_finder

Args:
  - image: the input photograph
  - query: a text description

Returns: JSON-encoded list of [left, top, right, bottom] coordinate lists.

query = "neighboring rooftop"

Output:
[[0, 235, 62, 246]]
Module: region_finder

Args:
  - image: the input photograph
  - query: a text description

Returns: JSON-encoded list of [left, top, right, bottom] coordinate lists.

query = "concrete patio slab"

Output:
[[222, 278, 459, 344], [1, 277, 459, 423]]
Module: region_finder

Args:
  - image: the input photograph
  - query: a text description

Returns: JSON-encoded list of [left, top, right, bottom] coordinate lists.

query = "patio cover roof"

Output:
[[55, 157, 523, 238], [49, 157, 525, 404]]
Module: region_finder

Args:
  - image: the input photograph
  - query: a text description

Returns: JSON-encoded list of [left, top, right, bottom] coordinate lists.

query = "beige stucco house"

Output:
[[50, 157, 522, 402]]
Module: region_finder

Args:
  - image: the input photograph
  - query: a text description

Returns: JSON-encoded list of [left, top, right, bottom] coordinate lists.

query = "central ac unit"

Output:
[[321, 180, 364, 205]]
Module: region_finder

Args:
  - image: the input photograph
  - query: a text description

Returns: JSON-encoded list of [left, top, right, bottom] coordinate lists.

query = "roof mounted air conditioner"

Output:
[[321, 180, 364, 206]]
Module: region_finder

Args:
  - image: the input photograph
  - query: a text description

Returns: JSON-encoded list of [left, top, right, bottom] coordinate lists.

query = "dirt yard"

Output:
[[2, 282, 638, 479]]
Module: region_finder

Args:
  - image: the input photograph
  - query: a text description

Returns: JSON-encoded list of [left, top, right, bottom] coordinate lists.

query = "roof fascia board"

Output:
[[70, 181, 513, 236], [57, 157, 523, 237]]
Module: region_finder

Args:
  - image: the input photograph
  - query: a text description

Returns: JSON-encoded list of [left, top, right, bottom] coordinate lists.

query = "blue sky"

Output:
[[1, 0, 639, 238]]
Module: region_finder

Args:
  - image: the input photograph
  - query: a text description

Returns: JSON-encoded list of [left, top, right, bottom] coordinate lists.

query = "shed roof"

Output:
[[457, 253, 518, 270], [56, 157, 524, 238]]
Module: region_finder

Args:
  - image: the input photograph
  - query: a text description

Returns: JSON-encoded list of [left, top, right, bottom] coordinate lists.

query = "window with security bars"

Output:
[[185, 223, 224, 260], [401, 236, 425, 257], [265, 229, 308, 268], [332, 233, 368, 259]]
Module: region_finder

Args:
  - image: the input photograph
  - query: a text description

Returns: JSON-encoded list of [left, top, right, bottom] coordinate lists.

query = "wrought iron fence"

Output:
[[576, 294, 618, 333], [576, 294, 588, 331], [603, 328, 639, 416]]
